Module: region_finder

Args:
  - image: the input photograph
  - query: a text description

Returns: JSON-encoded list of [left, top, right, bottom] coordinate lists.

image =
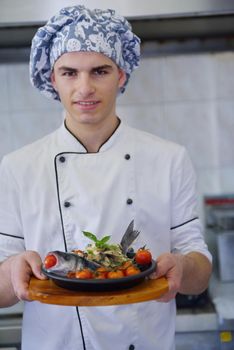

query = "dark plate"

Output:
[[41, 260, 156, 292]]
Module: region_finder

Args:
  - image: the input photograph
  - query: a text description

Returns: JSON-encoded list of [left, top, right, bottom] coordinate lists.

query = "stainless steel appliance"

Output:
[[1, 0, 234, 52], [0, 302, 23, 349], [205, 195, 234, 282]]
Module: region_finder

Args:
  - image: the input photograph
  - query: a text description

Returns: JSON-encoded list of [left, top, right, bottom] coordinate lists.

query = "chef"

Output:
[[0, 5, 212, 350]]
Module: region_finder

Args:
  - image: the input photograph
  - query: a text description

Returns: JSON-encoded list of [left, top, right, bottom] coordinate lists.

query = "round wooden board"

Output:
[[29, 276, 168, 306]]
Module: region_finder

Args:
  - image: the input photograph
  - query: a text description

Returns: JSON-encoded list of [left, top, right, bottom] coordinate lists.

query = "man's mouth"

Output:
[[77, 101, 99, 105], [74, 100, 100, 110]]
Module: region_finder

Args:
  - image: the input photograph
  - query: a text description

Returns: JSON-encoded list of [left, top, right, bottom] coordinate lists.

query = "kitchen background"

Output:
[[1, 0, 234, 349]]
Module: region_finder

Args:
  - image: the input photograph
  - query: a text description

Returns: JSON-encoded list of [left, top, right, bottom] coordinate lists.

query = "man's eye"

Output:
[[62, 71, 76, 77], [94, 69, 108, 76]]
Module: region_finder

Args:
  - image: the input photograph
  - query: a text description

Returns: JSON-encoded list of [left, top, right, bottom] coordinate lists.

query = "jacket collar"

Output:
[[57, 119, 124, 153]]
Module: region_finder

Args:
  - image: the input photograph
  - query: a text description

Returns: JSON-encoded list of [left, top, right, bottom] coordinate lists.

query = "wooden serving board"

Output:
[[29, 277, 168, 306]]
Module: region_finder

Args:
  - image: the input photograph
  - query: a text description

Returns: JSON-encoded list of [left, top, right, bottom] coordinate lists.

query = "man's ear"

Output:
[[118, 69, 127, 90], [50, 71, 57, 91]]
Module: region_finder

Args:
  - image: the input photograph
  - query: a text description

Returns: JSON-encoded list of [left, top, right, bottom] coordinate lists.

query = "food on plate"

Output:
[[42, 250, 100, 275], [75, 269, 94, 279], [106, 270, 125, 279], [44, 254, 57, 269], [125, 265, 141, 276], [135, 248, 152, 266], [42, 220, 153, 280]]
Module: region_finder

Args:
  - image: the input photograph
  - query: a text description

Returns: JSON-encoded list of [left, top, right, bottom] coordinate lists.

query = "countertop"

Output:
[[0, 302, 24, 316], [176, 304, 217, 333], [176, 272, 234, 333]]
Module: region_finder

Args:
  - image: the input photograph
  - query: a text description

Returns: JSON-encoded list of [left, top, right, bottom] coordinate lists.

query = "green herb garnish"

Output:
[[83, 231, 111, 249]]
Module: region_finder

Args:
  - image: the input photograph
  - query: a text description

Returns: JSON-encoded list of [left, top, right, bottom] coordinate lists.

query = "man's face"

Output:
[[51, 51, 126, 131]]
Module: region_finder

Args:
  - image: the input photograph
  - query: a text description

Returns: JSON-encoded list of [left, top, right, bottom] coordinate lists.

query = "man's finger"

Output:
[[24, 251, 47, 280]]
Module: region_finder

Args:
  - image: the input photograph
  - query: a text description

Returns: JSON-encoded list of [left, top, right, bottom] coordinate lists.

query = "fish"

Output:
[[120, 220, 140, 255], [43, 250, 101, 275]]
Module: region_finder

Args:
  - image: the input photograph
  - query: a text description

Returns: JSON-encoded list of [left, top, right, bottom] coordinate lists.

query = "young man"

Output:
[[0, 5, 212, 350]]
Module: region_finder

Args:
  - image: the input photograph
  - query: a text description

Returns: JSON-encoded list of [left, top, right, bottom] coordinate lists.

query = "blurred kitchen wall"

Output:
[[0, 51, 234, 227]]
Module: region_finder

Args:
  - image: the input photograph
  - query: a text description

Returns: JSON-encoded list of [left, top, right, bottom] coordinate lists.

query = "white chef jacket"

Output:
[[0, 120, 211, 350]]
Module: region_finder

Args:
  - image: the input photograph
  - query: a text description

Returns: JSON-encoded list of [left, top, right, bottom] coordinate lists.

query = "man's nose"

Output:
[[76, 74, 95, 97]]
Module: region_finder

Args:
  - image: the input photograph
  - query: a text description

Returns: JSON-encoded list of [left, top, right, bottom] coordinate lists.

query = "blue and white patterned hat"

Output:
[[30, 5, 141, 100]]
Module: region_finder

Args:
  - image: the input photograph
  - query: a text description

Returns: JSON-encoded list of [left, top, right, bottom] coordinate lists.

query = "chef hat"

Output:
[[29, 5, 141, 100]]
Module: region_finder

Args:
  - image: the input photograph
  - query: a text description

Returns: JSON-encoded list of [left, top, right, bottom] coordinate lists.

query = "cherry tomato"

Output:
[[95, 267, 108, 279], [135, 249, 152, 265], [119, 261, 133, 270], [107, 270, 125, 279], [125, 266, 141, 276], [75, 269, 94, 279], [67, 271, 76, 279], [95, 272, 108, 279], [44, 254, 57, 269], [96, 266, 109, 273]]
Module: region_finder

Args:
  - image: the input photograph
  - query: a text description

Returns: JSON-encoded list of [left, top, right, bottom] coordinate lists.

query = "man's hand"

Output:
[[10, 251, 47, 301], [150, 252, 183, 302], [150, 251, 212, 303], [0, 251, 47, 306]]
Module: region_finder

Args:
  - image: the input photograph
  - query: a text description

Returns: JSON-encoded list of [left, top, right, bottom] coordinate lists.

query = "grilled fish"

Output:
[[43, 250, 101, 275], [120, 220, 140, 254]]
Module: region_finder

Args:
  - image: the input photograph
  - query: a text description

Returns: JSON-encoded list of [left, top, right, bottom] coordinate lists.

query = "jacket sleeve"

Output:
[[170, 147, 212, 261], [0, 156, 25, 262]]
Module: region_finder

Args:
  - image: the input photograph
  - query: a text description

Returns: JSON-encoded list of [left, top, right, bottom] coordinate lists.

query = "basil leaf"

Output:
[[99, 235, 111, 244], [82, 231, 98, 242]]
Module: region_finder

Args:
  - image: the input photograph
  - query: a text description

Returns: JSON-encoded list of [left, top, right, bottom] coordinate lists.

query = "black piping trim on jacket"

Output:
[[170, 217, 199, 230], [0, 232, 24, 240], [54, 156, 68, 253], [54, 152, 87, 350], [76, 307, 87, 350], [64, 121, 88, 152], [64, 118, 121, 153]]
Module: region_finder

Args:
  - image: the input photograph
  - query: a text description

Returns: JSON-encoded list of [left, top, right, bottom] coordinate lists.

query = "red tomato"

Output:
[[119, 261, 133, 270], [107, 270, 125, 279], [75, 269, 94, 279], [67, 271, 76, 279], [135, 249, 152, 265], [95, 272, 107, 279], [44, 254, 57, 269], [125, 266, 141, 276], [96, 266, 109, 273], [95, 267, 108, 279]]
